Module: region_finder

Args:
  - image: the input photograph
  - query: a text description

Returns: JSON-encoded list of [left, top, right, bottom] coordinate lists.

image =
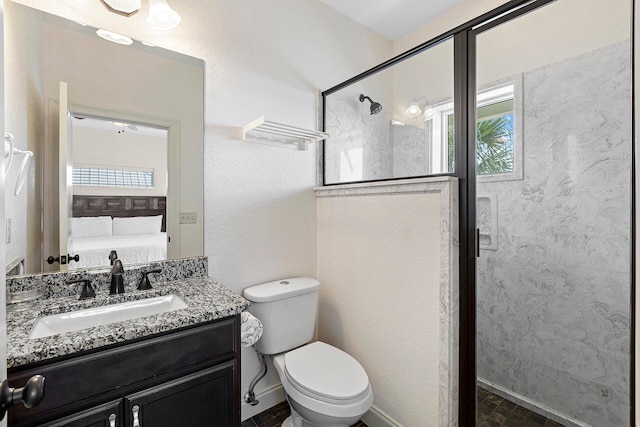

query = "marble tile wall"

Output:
[[325, 86, 393, 184], [391, 122, 431, 178], [325, 98, 432, 183], [476, 41, 631, 426]]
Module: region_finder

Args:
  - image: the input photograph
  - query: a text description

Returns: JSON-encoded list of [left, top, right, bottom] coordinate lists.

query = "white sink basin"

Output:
[[30, 294, 188, 340]]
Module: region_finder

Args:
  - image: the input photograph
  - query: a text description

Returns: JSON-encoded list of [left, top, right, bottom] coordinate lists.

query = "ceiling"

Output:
[[317, 0, 468, 41]]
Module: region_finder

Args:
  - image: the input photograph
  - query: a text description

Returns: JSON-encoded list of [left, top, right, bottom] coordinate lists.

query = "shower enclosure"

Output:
[[322, 0, 633, 425], [473, 1, 632, 425]]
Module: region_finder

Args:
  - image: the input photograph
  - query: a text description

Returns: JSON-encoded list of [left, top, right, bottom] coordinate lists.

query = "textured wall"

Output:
[[476, 41, 631, 426], [317, 190, 443, 425], [4, 1, 44, 273]]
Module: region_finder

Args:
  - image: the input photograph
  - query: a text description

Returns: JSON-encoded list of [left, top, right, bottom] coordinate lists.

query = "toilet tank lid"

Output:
[[243, 277, 320, 302]]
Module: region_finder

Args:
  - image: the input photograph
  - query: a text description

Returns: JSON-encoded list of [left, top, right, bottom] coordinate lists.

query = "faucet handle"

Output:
[[66, 278, 95, 300], [138, 268, 162, 291], [108, 250, 118, 266]]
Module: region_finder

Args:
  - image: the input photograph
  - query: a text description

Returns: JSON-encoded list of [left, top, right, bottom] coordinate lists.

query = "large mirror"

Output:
[[4, 1, 204, 275]]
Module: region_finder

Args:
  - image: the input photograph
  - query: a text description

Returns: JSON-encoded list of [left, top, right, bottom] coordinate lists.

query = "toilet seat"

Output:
[[284, 341, 370, 404]]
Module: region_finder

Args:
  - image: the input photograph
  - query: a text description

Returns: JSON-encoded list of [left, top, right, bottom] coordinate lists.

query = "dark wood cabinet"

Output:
[[124, 363, 235, 427], [40, 400, 122, 427], [8, 315, 241, 427]]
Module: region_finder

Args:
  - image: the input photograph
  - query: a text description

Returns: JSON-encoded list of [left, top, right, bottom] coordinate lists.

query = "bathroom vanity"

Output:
[[5, 258, 249, 426]]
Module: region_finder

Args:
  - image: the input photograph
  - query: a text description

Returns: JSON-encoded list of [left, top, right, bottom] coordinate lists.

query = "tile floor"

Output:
[[241, 401, 368, 427], [477, 386, 565, 427], [242, 388, 563, 427]]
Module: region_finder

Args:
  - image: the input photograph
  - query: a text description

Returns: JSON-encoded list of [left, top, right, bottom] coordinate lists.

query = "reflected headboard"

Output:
[[72, 195, 167, 232]]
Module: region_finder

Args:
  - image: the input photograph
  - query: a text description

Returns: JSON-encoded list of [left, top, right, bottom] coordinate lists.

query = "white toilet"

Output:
[[243, 277, 373, 427]]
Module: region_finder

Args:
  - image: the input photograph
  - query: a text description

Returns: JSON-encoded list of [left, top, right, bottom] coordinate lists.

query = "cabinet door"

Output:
[[40, 399, 122, 427], [124, 362, 236, 427]]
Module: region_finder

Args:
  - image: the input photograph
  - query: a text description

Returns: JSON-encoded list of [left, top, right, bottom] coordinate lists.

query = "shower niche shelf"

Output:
[[236, 116, 328, 151]]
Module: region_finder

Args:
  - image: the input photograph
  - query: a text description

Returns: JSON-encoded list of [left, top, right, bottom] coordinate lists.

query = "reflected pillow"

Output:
[[71, 216, 112, 238], [113, 215, 163, 236]]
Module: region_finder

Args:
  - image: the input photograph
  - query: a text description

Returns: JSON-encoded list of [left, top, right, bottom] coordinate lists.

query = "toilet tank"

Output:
[[243, 277, 320, 355]]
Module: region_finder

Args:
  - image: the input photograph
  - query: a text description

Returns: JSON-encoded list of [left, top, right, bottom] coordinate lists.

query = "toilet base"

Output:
[[279, 402, 359, 427]]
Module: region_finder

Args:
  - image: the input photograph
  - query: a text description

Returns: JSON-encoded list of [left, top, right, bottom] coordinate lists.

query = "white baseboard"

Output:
[[477, 378, 590, 427], [361, 405, 403, 427], [240, 383, 287, 421]]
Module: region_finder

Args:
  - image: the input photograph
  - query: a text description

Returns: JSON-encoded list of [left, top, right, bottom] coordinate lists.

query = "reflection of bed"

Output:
[[70, 195, 167, 269], [71, 233, 167, 269]]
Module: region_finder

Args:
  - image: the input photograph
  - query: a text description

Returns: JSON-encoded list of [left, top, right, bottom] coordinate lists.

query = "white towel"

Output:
[[241, 311, 263, 347]]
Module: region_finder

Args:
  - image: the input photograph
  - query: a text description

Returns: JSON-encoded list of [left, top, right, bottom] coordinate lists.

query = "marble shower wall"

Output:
[[391, 122, 431, 178], [325, 76, 393, 184], [476, 41, 631, 426]]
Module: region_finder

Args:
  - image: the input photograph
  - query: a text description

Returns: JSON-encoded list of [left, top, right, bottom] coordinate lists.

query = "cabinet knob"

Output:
[[0, 375, 45, 420], [132, 405, 140, 427]]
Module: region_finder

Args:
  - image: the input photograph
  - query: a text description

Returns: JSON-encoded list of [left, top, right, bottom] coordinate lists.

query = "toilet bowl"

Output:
[[273, 342, 373, 427], [243, 278, 373, 427]]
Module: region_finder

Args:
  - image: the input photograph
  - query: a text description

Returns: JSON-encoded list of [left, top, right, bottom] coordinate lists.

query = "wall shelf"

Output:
[[236, 116, 328, 151]]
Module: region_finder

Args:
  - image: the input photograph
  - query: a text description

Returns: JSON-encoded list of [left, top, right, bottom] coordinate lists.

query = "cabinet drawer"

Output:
[[8, 316, 239, 426], [40, 399, 122, 427]]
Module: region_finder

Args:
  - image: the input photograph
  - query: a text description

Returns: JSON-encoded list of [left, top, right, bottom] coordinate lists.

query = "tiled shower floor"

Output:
[[477, 386, 565, 427], [241, 401, 368, 427]]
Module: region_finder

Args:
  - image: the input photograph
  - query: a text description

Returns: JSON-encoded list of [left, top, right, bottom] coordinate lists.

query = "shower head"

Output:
[[359, 94, 383, 115]]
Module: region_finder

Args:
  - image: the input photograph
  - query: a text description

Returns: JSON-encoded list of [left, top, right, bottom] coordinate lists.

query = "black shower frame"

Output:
[[320, 0, 636, 425]]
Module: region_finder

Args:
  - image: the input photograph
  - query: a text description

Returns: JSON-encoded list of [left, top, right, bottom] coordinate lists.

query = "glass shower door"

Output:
[[473, 1, 632, 425]]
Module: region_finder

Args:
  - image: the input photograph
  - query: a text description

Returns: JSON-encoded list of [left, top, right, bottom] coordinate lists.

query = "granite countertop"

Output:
[[7, 277, 250, 369]]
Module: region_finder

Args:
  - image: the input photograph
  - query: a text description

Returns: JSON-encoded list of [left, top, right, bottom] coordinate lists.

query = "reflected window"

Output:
[[72, 165, 155, 189]]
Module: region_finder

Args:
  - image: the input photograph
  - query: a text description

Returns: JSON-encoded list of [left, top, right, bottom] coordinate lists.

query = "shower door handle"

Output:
[[476, 228, 480, 258]]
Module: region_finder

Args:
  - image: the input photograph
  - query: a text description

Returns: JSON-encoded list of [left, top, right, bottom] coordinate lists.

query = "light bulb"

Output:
[[405, 103, 422, 118], [147, 0, 181, 30]]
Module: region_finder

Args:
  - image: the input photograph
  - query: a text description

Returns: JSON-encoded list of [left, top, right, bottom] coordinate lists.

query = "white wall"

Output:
[[199, 3, 391, 416], [4, 0, 44, 272], [72, 126, 167, 197]]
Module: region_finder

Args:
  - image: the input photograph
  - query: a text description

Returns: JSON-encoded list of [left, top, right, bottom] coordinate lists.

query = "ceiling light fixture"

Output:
[[100, 0, 141, 17], [147, 0, 182, 30], [423, 107, 434, 121], [404, 102, 422, 118], [96, 28, 134, 45]]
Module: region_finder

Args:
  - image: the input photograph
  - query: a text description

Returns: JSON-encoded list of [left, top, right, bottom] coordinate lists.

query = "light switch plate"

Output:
[[180, 212, 197, 224]]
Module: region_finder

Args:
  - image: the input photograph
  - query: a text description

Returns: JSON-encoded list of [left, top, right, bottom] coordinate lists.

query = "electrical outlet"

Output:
[[180, 212, 197, 224], [5, 218, 10, 244]]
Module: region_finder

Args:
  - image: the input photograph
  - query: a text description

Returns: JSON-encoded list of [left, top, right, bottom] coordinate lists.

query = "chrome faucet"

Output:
[[109, 259, 125, 295]]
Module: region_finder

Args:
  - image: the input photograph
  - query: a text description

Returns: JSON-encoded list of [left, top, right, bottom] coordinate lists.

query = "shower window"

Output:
[[432, 80, 523, 181], [322, 38, 455, 185]]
